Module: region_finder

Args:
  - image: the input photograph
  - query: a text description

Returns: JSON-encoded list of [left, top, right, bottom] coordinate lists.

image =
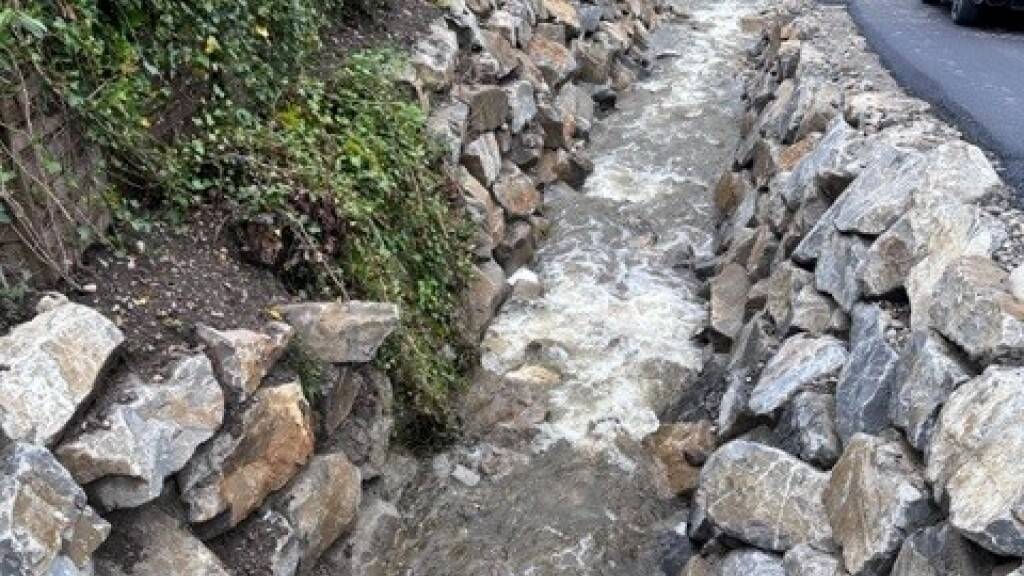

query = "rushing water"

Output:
[[382, 1, 765, 573]]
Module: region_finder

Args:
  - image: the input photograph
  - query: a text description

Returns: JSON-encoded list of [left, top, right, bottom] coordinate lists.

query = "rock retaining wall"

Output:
[[671, 2, 1024, 575]]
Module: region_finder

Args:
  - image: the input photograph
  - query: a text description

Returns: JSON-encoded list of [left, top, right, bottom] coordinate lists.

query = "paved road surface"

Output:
[[849, 0, 1024, 192]]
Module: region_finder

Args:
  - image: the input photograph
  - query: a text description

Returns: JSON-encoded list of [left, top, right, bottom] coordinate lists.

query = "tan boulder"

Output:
[[645, 420, 717, 498]]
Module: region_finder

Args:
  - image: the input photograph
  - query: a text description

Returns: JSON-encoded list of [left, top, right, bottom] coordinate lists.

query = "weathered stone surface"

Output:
[[461, 258, 508, 339], [928, 256, 1024, 361], [646, 420, 717, 498], [495, 219, 537, 273], [748, 334, 848, 416], [279, 301, 399, 364], [473, 30, 520, 82], [709, 263, 751, 340], [542, 0, 580, 35], [575, 38, 612, 84], [779, 391, 840, 468], [726, 312, 775, 374], [316, 497, 400, 576], [486, 9, 530, 48], [178, 382, 315, 535], [0, 442, 110, 576], [785, 285, 847, 336], [693, 440, 832, 551], [836, 304, 901, 443], [779, 118, 864, 211], [426, 102, 469, 164], [94, 506, 228, 576], [815, 232, 871, 312], [411, 21, 459, 90], [311, 365, 362, 438], [831, 146, 916, 236], [56, 355, 224, 511], [784, 544, 848, 576], [458, 166, 506, 256], [527, 34, 577, 88], [718, 371, 759, 440], [462, 132, 503, 186], [456, 84, 510, 133], [211, 509, 299, 576], [505, 80, 537, 133], [197, 323, 291, 404], [763, 262, 814, 327], [492, 162, 540, 217], [889, 330, 972, 451], [326, 366, 394, 480], [825, 434, 936, 576], [891, 523, 998, 576], [926, 366, 1024, 556], [719, 549, 785, 576], [0, 300, 123, 446]]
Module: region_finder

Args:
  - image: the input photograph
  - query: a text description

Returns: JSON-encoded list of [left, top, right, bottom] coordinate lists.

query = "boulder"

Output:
[[926, 366, 1024, 556], [473, 30, 520, 82], [455, 84, 509, 133], [93, 506, 228, 576], [830, 146, 917, 236], [645, 420, 717, 498], [486, 9, 530, 47], [815, 232, 872, 312], [719, 549, 785, 576], [709, 263, 751, 340], [693, 440, 832, 551], [196, 323, 292, 404], [492, 162, 540, 217], [411, 21, 459, 90], [55, 355, 224, 511], [462, 132, 503, 186], [928, 256, 1024, 362], [0, 300, 123, 446], [784, 285, 847, 336], [783, 544, 848, 576], [778, 118, 864, 212], [778, 391, 840, 468], [891, 523, 998, 576], [824, 434, 936, 576], [460, 259, 508, 339], [726, 312, 775, 375], [278, 301, 400, 364], [178, 382, 315, 536], [527, 34, 577, 88], [315, 497, 401, 576], [541, 0, 580, 34], [835, 305, 901, 443], [505, 80, 538, 133], [495, 219, 537, 273], [311, 365, 363, 438], [717, 371, 759, 440], [0, 442, 110, 576], [325, 367, 395, 480], [426, 102, 469, 164], [889, 330, 972, 451], [575, 39, 613, 84], [748, 334, 848, 416], [458, 166, 506, 256]]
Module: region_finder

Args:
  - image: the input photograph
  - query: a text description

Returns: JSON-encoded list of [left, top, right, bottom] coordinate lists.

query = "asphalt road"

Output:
[[848, 0, 1024, 192]]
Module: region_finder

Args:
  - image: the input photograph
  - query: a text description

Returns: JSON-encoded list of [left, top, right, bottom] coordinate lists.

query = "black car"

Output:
[[932, 0, 1024, 26]]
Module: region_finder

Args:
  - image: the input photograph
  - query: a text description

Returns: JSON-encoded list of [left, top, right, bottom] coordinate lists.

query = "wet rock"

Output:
[[889, 330, 972, 451], [748, 334, 848, 416], [891, 523, 998, 576], [178, 382, 315, 536], [56, 355, 224, 511], [719, 549, 785, 576], [460, 258, 508, 339], [0, 442, 110, 576], [492, 162, 540, 217], [928, 256, 1024, 362], [462, 132, 503, 186], [95, 506, 228, 576], [778, 391, 840, 468], [411, 21, 459, 90], [836, 304, 901, 443], [783, 544, 848, 576], [327, 367, 394, 480], [455, 84, 509, 133], [505, 81, 538, 133], [709, 263, 751, 340], [645, 419, 717, 498], [508, 267, 543, 300], [824, 434, 936, 576], [0, 300, 123, 446], [278, 301, 399, 364], [693, 440, 832, 551], [196, 323, 291, 404], [527, 34, 577, 88], [815, 231, 871, 312], [316, 497, 400, 576], [926, 366, 1024, 556]]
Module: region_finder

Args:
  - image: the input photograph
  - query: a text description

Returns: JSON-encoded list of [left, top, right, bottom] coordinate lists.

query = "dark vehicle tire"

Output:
[[951, 0, 983, 25]]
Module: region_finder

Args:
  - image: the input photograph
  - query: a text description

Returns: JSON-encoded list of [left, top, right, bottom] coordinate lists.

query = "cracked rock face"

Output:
[[196, 323, 292, 404], [890, 523, 997, 576], [279, 301, 399, 364], [693, 440, 832, 552], [0, 442, 110, 576], [0, 301, 123, 446], [94, 506, 229, 576], [178, 382, 314, 537], [748, 333, 848, 416], [824, 434, 936, 576], [55, 355, 225, 511], [926, 366, 1024, 556], [814, 232, 871, 312], [835, 304, 902, 443]]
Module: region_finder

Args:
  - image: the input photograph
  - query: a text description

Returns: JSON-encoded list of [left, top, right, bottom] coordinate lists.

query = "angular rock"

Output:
[[836, 304, 901, 443], [495, 219, 537, 273], [726, 312, 775, 374], [785, 285, 847, 336], [94, 506, 228, 576], [748, 334, 848, 416], [460, 258, 508, 339], [278, 301, 399, 364], [197, 323, 291, 404], [778, 391, 840, 468], [709, 263, 751, 341], [486, 9, 529, 47], [312, 365, 363, 438], [458, 165, 506, 256], [462, 132, 503, 186], [815, 232, 871, 312], [55, 355, 224, 510], [426, 102, 469, 164], [456, 84, 509, 133], [891, 523, 998, 576], [178, 382, 315, 536], [824, 434, 936, 576], [0, 442, 110, 576], [779, 118, 864, 211], [473, 30, 520, 82], [831, 146, 917, 236], [542, 0, 580, 36], [527, 34, 577, 88], [492, 162, 540, 217], [718, 371, 759, 441], [505, 80, 538, 133], [926, 366, 1024, 556], [646, 420, 717, 498], [889, 330, 972, 451], [575, 38, 613, 84], [210, 509, 299, 576], [693, 440, 832, 551], [316, 497, 400, 576], [0, 300, 123, 446], [411, 21, 459, 91], [784, 544, 848, 576], [720, 549, 785, 576], [326, 367, 395, 480], [928, 256, 1024, 362]]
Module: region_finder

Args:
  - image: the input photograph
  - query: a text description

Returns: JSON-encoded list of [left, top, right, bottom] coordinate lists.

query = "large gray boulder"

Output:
[[890, 523, 998, 576], [0, 300, 123, 445], [926, 366, 1024, 556], [0, 442, 110, 576], [835, 305, 901, 443], [196, 323, 292, 404], [815, 232, 871, 312], [778, 119, 864, 213], [279, 301, 400, 364], [748, 334, 848, 416], [94, 506, 228, 576], [411, 21, 459, 91], [55, 355, 224, 511], [778, 391, 841, 468], [824, 434, 936, 576], [889, 330, 972, 452], [693, 440, 832, 551]]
